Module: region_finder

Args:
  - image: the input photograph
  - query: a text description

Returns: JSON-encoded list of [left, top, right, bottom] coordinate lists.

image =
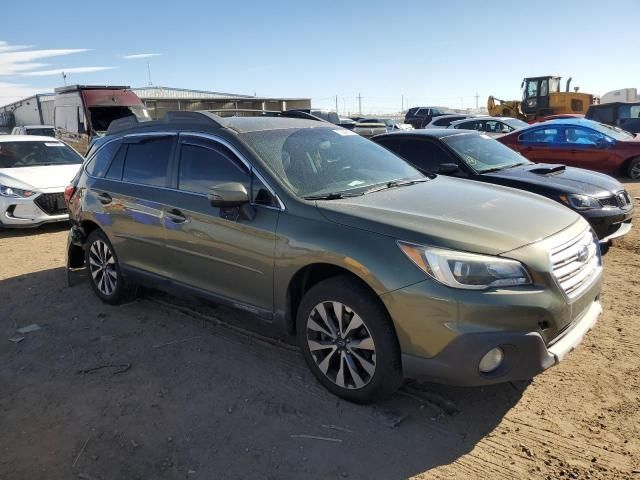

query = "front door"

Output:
[[163, 134, 279, 316], [555, 126, 613, 171]]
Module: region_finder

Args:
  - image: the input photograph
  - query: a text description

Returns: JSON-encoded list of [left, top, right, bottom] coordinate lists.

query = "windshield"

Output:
[[241, 127, 422, 197], [502, 118, 529, 129], [443, 133, 531, 173], [0, 141, 83, 168], [586, 121, 635, 141], [89, 105, 150, 132]]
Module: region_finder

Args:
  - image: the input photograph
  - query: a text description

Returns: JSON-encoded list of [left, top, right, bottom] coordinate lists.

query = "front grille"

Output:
[[34, 193, 67, 216], [599, 190, 632, 209], [550, 229, 601, 299]]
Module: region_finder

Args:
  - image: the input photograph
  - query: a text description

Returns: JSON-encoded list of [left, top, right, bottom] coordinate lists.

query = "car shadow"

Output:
[[0, 222, 70, 239], [1, 267, 525, 480]]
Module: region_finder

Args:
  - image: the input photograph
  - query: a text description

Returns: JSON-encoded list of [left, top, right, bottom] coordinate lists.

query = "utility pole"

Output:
[[147, 62, 152, 86], [335, 95, 338, 114], [358, 93, 362, 114], [474, 92, 479, 109], [401, 94, 404, 112], [61, 71, 67, 86]]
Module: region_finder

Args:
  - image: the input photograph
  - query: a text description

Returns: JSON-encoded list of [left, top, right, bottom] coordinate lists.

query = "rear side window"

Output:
[[434, 116, 461, 126], [178, 143, 249, 195], [85, 140, 120, 177], [122, 136, 173, 187], [519, 127, 560, 144], [455, 121, 478, 130]]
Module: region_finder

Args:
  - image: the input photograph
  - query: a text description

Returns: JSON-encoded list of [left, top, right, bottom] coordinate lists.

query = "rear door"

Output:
[[163, 134, 280, 315], [90, 133, 177, 277]]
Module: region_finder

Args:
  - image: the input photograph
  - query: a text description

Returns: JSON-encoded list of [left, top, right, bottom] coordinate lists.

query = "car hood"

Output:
[[484, 163, 624, 196], [0, 164, 81, 191], [317, 176, 581, 255]]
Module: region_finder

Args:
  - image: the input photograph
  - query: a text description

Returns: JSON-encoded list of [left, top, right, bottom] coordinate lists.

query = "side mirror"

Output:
[[438, 163, 460, 174], [208, 182, 250, 208]]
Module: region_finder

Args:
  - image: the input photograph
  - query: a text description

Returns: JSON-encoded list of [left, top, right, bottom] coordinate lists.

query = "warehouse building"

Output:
[[131, 86, 311, 119]]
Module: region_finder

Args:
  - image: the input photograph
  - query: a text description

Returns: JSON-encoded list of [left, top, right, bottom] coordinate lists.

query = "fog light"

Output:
[[479, 347, 504, 373]]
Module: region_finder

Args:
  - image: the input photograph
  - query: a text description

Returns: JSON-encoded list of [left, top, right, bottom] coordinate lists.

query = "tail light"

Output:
[[64, 184, 76, 206]]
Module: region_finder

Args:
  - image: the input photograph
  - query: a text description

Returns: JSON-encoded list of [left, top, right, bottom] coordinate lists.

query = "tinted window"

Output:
[[86, 140, 120, 177], [252, 174, 277, 207], [399, 139, 452, 172], [105, 145, 126, 180], [589, 106, 615, 124], [122, 136, 173, 187], [519, 127, 560, 144], [619, 104, 640, 119], [178, 143, 249, 195]]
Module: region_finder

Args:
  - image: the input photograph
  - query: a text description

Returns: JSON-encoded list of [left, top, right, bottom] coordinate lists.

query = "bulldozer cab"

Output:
[[521, 76, 561, 116]]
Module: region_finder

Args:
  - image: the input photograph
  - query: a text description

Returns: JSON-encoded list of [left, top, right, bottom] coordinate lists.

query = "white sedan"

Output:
[[0, 136, 83, 228]]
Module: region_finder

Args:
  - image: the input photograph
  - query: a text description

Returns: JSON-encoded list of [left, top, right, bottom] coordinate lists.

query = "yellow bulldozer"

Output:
[[488, 76, 594, 122]]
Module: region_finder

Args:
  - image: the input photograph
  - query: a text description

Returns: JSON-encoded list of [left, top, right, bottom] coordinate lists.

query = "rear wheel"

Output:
[[626, 157, 640, 179], [85, 229, 135, 305], [296, 276, 403, 403]]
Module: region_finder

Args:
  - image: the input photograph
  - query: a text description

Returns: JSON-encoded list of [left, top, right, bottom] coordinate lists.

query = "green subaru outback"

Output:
[[66, 112, 603, 403]]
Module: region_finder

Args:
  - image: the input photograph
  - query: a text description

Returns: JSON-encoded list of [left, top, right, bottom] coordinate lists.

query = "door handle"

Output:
[[165, 209, 187, 223], [97, 192, 112, 205]]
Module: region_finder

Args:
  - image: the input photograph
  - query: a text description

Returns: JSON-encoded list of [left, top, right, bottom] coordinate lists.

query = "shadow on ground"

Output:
[[0, 267, 525, 480], [0, 222, 70, 239]]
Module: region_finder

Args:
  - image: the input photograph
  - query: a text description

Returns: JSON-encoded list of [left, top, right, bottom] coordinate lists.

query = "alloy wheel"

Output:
[[630, 162, 640, 179], [306, 301, 376, 390], [88, 240, 118, 296]]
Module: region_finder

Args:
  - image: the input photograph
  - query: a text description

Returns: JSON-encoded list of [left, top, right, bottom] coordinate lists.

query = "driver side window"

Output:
[[178, 142, 249, 195], [563, 127, 604, 146]]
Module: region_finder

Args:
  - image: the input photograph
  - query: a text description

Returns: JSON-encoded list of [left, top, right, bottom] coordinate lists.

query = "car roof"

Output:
[[0, 135, 63, 142], [375, 128, 477, 140], [106, 111, 329, 137], [528, 118, 603, 128]]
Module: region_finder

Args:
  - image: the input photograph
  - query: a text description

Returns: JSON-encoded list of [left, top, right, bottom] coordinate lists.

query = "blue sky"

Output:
[[1, 0, 638, 113]]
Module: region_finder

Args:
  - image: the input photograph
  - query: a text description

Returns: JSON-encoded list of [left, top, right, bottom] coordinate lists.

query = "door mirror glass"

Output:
[[438, 163, 459, 174], [208, 182, 250, 208]]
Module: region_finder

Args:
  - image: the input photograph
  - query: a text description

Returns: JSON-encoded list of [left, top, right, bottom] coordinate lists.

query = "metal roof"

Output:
[[131, 86, 309, 102]]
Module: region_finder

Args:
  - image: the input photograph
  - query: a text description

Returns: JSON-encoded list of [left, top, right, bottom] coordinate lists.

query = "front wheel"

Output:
[[296, 276, 403, 403], [627, 157, 640, 179], [85, 229, 135, 305]]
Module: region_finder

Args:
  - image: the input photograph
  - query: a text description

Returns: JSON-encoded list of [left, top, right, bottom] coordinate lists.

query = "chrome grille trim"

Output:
[[549, 228, 601, 299]]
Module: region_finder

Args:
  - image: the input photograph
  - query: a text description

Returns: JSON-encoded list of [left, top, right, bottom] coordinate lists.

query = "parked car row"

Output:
[[2, 109, 632, 404], [352, 117, 413, 138]]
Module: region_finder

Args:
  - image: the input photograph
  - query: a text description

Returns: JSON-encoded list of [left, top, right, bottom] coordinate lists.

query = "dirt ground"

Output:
[[1, 181, 639, 480]]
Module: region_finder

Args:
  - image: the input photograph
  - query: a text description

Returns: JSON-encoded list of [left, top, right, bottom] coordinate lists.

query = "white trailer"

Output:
[[0, 93, 54, 127], [601, 88, 638, 104]]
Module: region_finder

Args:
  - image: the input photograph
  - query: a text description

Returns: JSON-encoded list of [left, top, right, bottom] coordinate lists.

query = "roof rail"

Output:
[[106, 111, 228, 136]]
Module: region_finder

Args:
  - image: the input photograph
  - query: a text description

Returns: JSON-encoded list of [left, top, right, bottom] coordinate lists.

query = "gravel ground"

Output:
[[0, 180, 638, 480]]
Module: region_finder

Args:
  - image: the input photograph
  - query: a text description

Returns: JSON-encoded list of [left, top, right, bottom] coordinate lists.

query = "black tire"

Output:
[[85, 229, 136, 305], [626, 157, 640, 179], [296, 276, 403, 403]]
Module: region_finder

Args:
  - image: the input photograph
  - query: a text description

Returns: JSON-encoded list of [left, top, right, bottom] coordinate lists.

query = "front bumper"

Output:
[[0, 192, 69, 228], [583, 206, 633, 241], [401, 299, 602, 386]]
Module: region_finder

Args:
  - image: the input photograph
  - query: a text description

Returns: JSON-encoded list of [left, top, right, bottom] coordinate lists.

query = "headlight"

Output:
[[0, 185, 35, 198], [398, 242, 532, 290], [560, 194, 601, 211]]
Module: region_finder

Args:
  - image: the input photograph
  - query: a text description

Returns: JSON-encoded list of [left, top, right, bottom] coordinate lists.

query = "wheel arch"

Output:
[[284, 262, 395, 337], [621, 155, 640, 178]]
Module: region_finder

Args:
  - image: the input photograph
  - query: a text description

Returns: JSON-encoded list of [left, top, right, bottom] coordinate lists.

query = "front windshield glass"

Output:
[[443, 133, 531, 173], [502, 118, 529, 129], [0, 141, 82, 168], [241, 127, 423, 197], [586, 121, 635, 141]]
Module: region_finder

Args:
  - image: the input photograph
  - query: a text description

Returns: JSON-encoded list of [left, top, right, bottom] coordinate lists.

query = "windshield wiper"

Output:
[[481, 163, 528, 174], [303, 192, 364, 200], [364, 178, 429, 194]]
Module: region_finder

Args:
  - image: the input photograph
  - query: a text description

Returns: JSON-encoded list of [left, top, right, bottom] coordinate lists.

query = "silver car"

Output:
[[449, 116, 529, 137]]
